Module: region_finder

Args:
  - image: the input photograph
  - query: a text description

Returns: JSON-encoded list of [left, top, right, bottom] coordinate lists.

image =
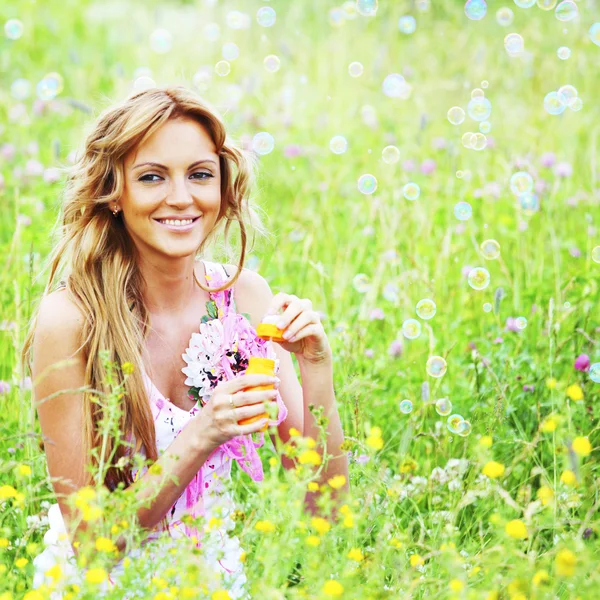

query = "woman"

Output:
[[21, 86, 349, 598]]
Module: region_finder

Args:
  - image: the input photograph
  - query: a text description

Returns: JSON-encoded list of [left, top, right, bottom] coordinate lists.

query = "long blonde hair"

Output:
[[21, 86, 271, 498]]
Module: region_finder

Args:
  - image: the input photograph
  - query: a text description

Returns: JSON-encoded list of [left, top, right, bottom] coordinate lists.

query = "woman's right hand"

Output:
[[192, 373, 280, 453]]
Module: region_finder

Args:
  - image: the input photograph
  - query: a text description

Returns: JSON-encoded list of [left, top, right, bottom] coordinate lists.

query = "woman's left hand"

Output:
[[264, 293, 332, 364]]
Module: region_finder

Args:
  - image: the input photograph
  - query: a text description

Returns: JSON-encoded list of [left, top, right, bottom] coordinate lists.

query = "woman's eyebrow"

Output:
[[132, 159, 218, 171]]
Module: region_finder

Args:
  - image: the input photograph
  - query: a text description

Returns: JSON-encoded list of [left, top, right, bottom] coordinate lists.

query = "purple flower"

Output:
[[569, 247, 581, 258], [0, 381, 11, 394], [43, 168, 61, 183], [388, 339, 403, 358], [540, 152, 556, 168], [554, 162, 573, 178], [486, 136, 496, 149], [534, 179, 547, 194], [461, 265, 474, 279], [523, 384, 535, 393], [432, 137, 446, 150], [473, 188, 483, 198], [402, 159, 416, 172], [25, 159, 44, 177], [364, 349, 374, 358], [484, 182, 501, 199], [505, 317, 520, 333], [284, 144, 303, 158], [493, 337, 504, 344], [369, 308, 385, 320], [355, 453, 371, 465], [1, 143, 16, 160], [574, 354, 590, 373], [420, 158, 436, 175], [19, 377, 32, 390], [17, 214, 31, 227]]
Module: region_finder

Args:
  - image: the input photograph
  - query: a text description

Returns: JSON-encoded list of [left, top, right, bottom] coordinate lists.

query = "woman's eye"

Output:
[[139, 172, 213, 183]]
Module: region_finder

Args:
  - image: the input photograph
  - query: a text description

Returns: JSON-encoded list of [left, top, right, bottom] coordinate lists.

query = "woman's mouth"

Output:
[[153, 216, 202, 232]]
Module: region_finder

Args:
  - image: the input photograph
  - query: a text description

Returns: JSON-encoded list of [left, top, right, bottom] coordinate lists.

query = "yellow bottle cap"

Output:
[[256, 321, 285, 342]]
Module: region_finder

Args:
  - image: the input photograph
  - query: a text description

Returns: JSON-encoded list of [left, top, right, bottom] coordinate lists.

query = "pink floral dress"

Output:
[[33, 260, 288, 599]]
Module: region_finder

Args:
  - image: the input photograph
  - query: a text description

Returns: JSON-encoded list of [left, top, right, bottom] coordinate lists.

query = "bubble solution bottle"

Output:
[[238, 315, 285, 432]]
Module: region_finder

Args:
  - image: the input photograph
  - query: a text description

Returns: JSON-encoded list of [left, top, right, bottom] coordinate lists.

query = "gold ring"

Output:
[[228, 394, 235, 408]]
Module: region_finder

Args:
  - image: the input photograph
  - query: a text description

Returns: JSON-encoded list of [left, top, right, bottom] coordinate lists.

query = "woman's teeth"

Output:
[[158, 218, 195, 226]]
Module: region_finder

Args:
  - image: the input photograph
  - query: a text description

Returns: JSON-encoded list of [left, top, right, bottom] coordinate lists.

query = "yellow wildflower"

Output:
[[347, 548, 364, 561], [537, 486, 554, 505], [479, 435, 493, 448], [0, 539, 8, 548], [572, 437, 592, 457], [82, 505, 103, 522], [23, 593, 45, 600], [211, 591, 231, 600], [85, 567, 108, 584], [410, 554, 424, 567], [254, 520, 276, 533], [545, 377, 557, 389], [306, 535, 321, 547], [151, 576, 168, 589], [399, 458, 418, 473], [342, 514, 354, 528], [449, 579, 465, 592], [560, 470, 577, 486], [121, 362, 135, 375], [289, 427, 301, 437], [15, 557, 29, 569], [541, 415, 558, 433], [95, 537, 117, 553], [532, 569, 550, 586], [269, 457, 278, 467], [322, 580, 344, 597], [389, 538, 403, 549], [307, 482, 320, 492], [16, 464, 32, 476], [370, 426, 382, 438], [0, 485, 18, 499], [239, 552, 246, 564], [566, 384, 583, 402], [14, 492, 25, 508], [482, 461, 505, 479], [298, 450, 321, 466], [311, 517, 331, 535], [365, 435, 383, 450], [505, 519, 528, 539], [45, 564, 63, 581], [75, 486, 96, 505], [26, 542, 39, 555], [149, 463, 163, 476], [328, 475, 346, 489], [555, 548, 576, 577]]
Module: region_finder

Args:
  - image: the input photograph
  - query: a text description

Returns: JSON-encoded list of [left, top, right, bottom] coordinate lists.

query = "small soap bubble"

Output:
[[471, 132, 487, 151], [496, 7, 514, 25], [348, 61, 364, 77], [252, 132, 275, 155], [481, 80, 489, 88], [227, 10, 252, 29], [403, 182, 420, 200], [402, 319, 422, 339], [557, 84, 578, 107], [416, 299, 437, 320], [150, 29, 173, 54], [519, 191, 540, 214], [465, 0, 487, 20], [454, 201, 472, 221], [570, 97, 583, 111], [358, 174, 378, 194], [468, 267, 491, 290], [352, 274, 371, 293], [399, 399, 413, 414], [504, 33, 524, 56], [483, 302, 493, 312], [257, 6, 276, 27], [222, 42, 240, 61], [537, 0, 558, 9], [590, 23, 600, 47], [36, 73, 64, 101], [471, 88, 485, 99], [514, 0, 536, 6], [447, 106, 466, 125], [510, 171, 534, 195], [555, 0, 577, 21], [330, 135, 348, 154], [461, 132, 475, 149], [447, 414, 465, 434], [204, 23, 221, 41], [457, 420, 472, 437], [382, 146, 401, 164], [356, 0, 378, 16], [481, 239, 501, 259], [456, 170, 464, 179], [435, 398, 452, 416], [398, 15, 417, 33], [4, 18, 24, 40], [479, 121, 491, 133], [383, 282, 399, 302], [264, 55, 281, 72], [11, 78, 31, 100], [515, 316, 528, 329], [426, 356, 447, 378], [589, 362, 600, 383], [382, 74, 411, 99], [215, 60, 231, 76], [557, 46, 571, 59], [592, 246, 600, 263], [467, 97, 492, 121]]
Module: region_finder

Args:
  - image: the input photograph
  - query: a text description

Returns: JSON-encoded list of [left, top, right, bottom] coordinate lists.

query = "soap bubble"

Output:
[[11, 78, 31, 100], [496, 7, 514, 25], [464, 0, 487, 20], [557, 46, 571, 60], [519, 191, 540, 214], [330, 135, 348, 154], [590, 24, 600, 47], [510, 172, 534, 195], [435, 398, 452, 416], [382, 74, 411, 99], [215, 60, 231, 76], [399, 399, 413, 414], [222, 42, 240, 61], [352, 274, 371, 293], [514, 0, 535, 6], [348, 62, 364, 77], [457, 420, 472, 437], [537, 0, 557, 9], [468, 267, 491, 290], [454, 202, 472, 221], [483, 302, 493, 312], [257, 6, 276, 27], [461, 132, 475, 148], [471, 132, 487, 151], [589, 363, 600, 383], [4, 19, 24, 40], [515, 316, 528, 329], [592, 246, 600, 263], [264, 55, 281, 72], [471, 88, 485, 99], [555, 0, 577, 21], [358, 174, 378, 194], [36, 73, 64, 101], [479, 121, 491, 133], [426, 356, 447, 378], [226, 10, 251, 29], [481, 80, 489, 89], [570, 97, 583, 111], [150, 29, 173, 53], [398, 15, 417, 33], [558, 84, 578, 107], [480, 239, 501, 260], [402, 319, 422, 339], [447, 106, 466, 125], [252, 132, 275, 155], [504, 33, 524, 56], [403, 182, 420, 200], [204, 23, 221, 41], [467, 97, 492, 121], [416, 299, 437, 320], [447, 414, 465, 434], [382, 146, 401, 164], [356, 0, 378, 16]]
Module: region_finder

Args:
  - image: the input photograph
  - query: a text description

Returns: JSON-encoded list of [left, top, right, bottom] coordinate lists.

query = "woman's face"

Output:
[[120, 117, 221, 260]]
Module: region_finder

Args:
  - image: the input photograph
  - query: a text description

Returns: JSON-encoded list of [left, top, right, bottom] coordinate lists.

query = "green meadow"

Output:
[[1, 0, 600, 598]]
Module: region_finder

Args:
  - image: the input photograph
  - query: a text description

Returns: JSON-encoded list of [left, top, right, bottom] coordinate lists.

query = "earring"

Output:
[[112, 206, 119, 217]]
